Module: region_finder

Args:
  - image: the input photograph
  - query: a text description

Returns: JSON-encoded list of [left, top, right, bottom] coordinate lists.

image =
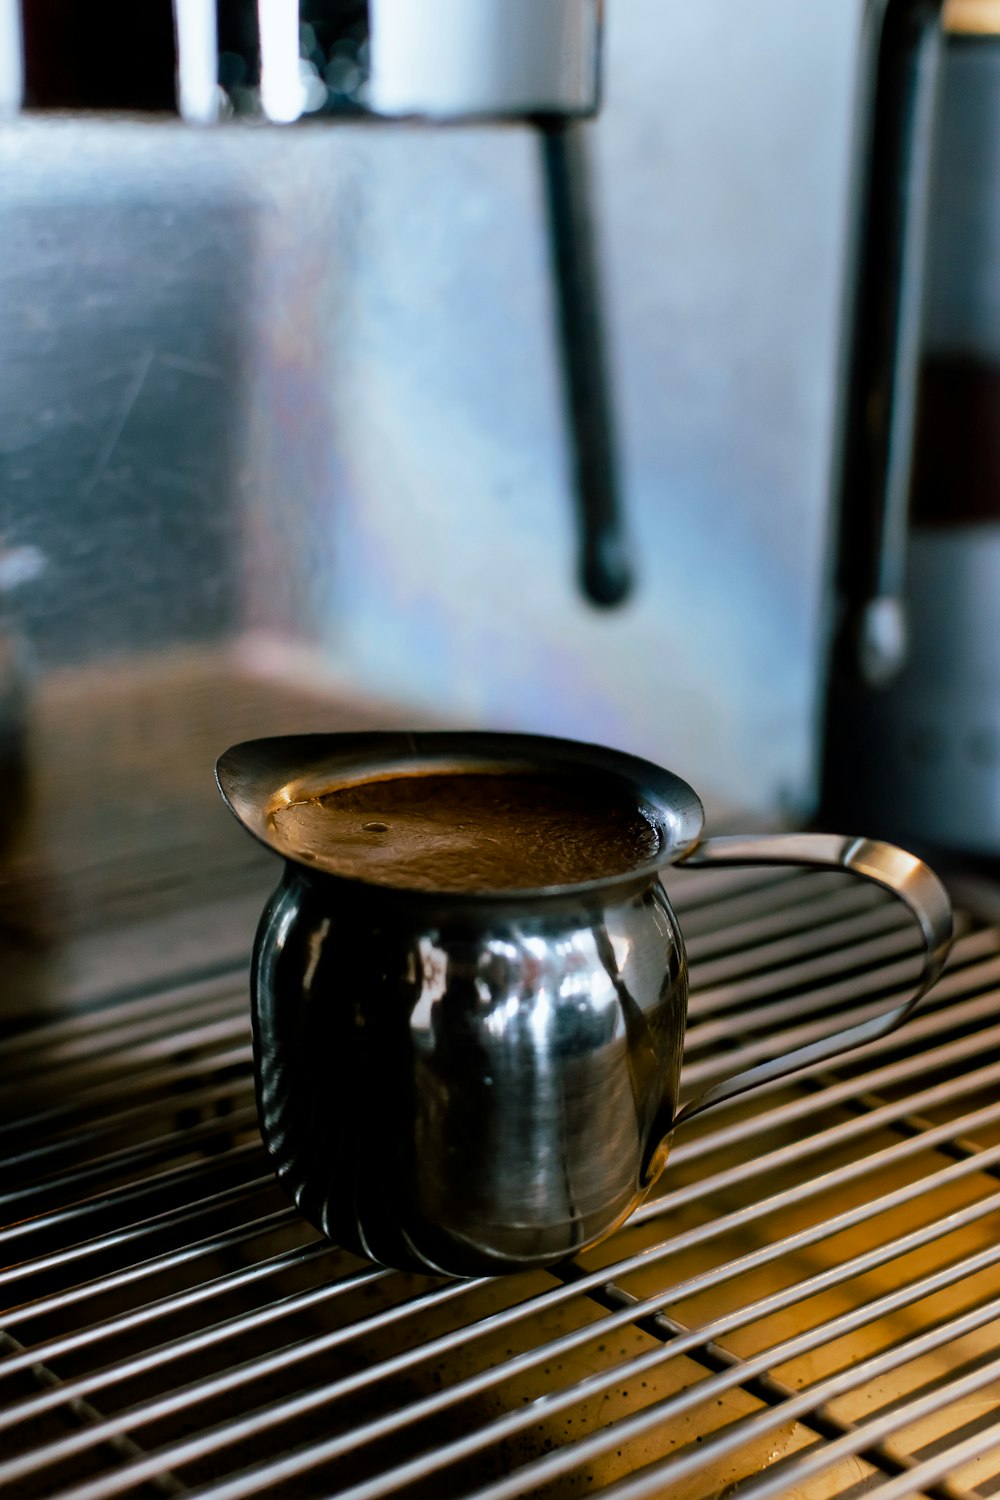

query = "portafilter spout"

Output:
[[6, 0, 603, 122]]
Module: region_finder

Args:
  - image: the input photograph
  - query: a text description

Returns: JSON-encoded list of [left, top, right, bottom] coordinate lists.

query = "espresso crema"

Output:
[[270, 770, 663, 892]]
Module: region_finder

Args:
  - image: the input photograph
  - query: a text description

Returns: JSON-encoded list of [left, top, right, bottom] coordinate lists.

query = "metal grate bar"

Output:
[[0, 1330, 190, 1499], [587, 1318, 1000, 1500], [633, 1054, 1000, 1230], [695, 918, 997, 1015], [0, 1261, 398, 1449], [0, 1171, 276, 1294], [3, 942, 995, 1260], [5, 980, 991, 1257], [165, 1164, 1000, 1500], [686, 905, 938, 1007], [688, 895, 912, 989], [0, 976, 247, 1066], [2, 1067, 254, 1180], [0, 1231, 330, 1380], [0, 1138, 265, 1253], [665, 1006, 1000, 1175], [666, 865, 802, 909], [682, 932, 1000, 1092], [8, 1053, 999, 1405], [6, 1013, 1000, 1473], [1, 1103, 260, 1213], [0, 1016, 252, 1115], [11, 1091, 1000, 1496], [9, 1026, 1000, 1260], [0, 1275, 482, 1494], [4, 870, 1000, 1500], [857, 1424, 1000, 1500], [687, 914, 927, 1021], [687, 939, 936, 1054], [8, 1001, 249, 1075], [1, 1040, 253, 1129], [563, 1283, 970, 1500], [0, 966, 247, 1042], [819, 1066, 1000, 1177], [682, 875, 891, 951], [449, 1263, 1000, 1500]]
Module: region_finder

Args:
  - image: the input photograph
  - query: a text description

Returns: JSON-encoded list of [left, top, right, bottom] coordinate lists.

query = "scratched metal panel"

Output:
[[0, 184, 250, 666], [0, 0, 862, 820]]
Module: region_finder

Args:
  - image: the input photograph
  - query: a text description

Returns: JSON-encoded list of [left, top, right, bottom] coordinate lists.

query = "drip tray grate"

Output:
[[3, 867, 1000, 1499]]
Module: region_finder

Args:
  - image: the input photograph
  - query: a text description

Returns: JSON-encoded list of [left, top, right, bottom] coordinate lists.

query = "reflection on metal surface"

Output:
[[367, 0, 601, 119], [0, 23, 858, 814], [251, 860, 685, 1274], [0, 0, 20, 115], [258, 0, 308, 123], [1, 867, 1000, 1495], [173, 0, 219, 123], [4, 0, 600, 121]]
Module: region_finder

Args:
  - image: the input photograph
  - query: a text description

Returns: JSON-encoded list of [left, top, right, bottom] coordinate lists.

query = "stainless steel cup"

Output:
[[217, 731, 953, 1277]]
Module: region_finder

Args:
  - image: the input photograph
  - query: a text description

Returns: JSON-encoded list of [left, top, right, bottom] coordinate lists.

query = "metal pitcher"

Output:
[[217, 730, 952, 1277]]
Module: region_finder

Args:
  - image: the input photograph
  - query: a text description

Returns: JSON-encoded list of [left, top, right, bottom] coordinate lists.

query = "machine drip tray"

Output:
[[2, 859, 1000, 1498]]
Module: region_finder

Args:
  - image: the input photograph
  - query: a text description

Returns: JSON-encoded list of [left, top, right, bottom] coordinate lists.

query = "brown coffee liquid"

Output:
[[270, 771, 662, 892]]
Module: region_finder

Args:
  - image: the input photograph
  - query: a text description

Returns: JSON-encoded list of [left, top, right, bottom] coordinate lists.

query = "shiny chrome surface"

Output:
[[365, 0, 602, 120], [0, 13, 870, 819], [6, 0, 600, 122], [822, 0, 945, 693], [675, 829, 953, 1120], [0, 865, 997, 1498], [253, 865, 687, 1275], [222, 732, 952, 1276]]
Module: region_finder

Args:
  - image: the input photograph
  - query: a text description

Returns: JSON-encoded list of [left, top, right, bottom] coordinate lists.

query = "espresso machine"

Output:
[[3, 1, 997, 879], [6, 5, 1000, 1499]]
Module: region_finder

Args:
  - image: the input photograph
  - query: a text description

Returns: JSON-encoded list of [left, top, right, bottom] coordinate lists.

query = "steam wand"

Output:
[[820, 0, 946, 823], [824, 0, 946, 692], [539, 119, 633, 608]]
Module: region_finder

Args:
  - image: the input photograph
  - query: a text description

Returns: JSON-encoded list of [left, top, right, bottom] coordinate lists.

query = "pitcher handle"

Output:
[[671, 832, 953, 1127]]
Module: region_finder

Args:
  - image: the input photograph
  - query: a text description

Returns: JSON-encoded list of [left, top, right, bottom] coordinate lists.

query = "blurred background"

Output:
[[1, 0, 998, 999]]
